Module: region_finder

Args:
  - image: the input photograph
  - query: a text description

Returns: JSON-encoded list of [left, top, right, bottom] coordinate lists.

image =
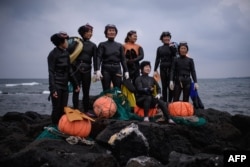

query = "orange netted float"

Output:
[[168, 101, 194, 117], [58, 114, 91, 137], [93, 95, 117, 118], [134, 105, 157, 117]]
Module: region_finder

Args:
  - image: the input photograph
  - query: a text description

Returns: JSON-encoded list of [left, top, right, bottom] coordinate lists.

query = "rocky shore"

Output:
[[0, 108, 250, 167]]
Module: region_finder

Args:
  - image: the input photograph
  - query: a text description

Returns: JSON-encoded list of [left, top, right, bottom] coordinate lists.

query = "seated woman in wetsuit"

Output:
[[169, 42, 199, 102], [134, 61, 170, 122], [95, 24, 129, 91]]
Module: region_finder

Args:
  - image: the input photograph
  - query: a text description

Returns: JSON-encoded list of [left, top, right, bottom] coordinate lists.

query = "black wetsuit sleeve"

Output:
[[133, 47, 144, 62], [47, 50, 57, 93], [69, 64, 79, 89], [190, 58, 197, 83], [154, 47, 161, 71], [96, 43, 104, 71], [92, 44, 98, 71], [135, 76, 153, 95], [120, 45, 128, 72], [170, 57, 177, 81], [135, 77, 148, 94]]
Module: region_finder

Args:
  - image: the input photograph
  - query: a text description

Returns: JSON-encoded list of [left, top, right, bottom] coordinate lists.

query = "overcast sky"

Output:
[[0, 0, 249, 79]]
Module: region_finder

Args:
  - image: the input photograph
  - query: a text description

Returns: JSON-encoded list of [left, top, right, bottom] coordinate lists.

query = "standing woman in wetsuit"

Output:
[[123, 30, 144, 85], [153, 32, 177, 102], [48, 32, 80, 125], [96, 24, 129, 91], [71, 24, 97, 113], [169, 42, 199, 102]]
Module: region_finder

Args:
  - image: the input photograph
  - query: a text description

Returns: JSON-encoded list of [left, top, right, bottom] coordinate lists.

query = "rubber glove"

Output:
[[194, 83, 199, 90], [169, 81, 174, 90], [95, 70, 103, 81], [155, 94, 161, 99], [124, 72, 129, 79]]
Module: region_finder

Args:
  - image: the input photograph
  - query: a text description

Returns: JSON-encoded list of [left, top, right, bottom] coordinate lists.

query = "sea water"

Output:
[[0, 78, 249, 116]]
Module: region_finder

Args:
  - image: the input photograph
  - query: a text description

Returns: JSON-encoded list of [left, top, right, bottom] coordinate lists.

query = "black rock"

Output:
[[0, 108, 249, 167]]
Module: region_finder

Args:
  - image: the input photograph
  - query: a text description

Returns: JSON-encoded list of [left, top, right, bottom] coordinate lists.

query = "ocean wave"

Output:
[[42, 90, 50, 94], [5, 82, 40, 87], [0, 91, 50, 95]]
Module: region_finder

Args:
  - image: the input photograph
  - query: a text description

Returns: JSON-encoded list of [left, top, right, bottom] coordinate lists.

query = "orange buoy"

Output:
[[93, 95, 117, 118], [58, 114, 91, 137], [168, 101, 194, 117], [134, 105, 157, 117]]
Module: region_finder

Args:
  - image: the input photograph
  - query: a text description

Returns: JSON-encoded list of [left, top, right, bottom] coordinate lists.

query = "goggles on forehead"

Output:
[[57, 31, 69, 39], [179, 41, 188, 45], [163, 31, 170, 35], [129, 30, 136, 34], [106, 24, 117, 29], [85, 23, 93, 30], [106, 24, 115, 27]]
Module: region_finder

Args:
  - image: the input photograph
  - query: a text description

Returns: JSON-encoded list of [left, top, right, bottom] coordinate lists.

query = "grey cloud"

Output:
[[0, 0, 249, 78]]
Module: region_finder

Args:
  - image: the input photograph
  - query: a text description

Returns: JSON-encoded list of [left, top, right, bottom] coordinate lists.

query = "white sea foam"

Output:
[[5, 84, 19, 87], [6, 82, 40, 87], [21, 82, 40, 86], [42, 90, 50, 94]]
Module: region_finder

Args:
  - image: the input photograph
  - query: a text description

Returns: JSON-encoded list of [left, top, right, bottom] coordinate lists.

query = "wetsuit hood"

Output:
[[140, 61, 151, 71], [50, 32, 69, 46], [78, 23, 93, 37], [160, 31, 171, 40]]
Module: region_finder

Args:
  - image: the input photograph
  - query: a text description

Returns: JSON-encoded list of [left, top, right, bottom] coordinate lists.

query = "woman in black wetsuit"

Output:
[[153, 31, 177, 103], [48, 32, 80, 125], [71, 24, 97, 113], [135, 61, 170, 122], [96, 24, 129, 91], [169, 42, 199, 102], [123, 30, 144, 85]]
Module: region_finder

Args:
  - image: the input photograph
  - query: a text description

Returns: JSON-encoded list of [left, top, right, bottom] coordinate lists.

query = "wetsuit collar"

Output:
[[128, 41, 135, 44], [108, 38, 114, 42], [142, 73, 149, 76], [83, 38, 90, 41], [57, 46, 66, 51]]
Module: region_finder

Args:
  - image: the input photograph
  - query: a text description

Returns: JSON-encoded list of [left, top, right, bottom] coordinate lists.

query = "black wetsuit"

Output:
[[134, 74, 169, 119], [71, 38, 97, 111], [124, 43, 144, 85], [47, 47, 78, 124], [170, 55, 197, 102], [154, 44, 177, 102], [97, 39, 128, 91]]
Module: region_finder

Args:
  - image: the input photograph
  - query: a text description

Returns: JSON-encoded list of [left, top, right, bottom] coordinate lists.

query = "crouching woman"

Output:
[[134, 61, 171, 122]]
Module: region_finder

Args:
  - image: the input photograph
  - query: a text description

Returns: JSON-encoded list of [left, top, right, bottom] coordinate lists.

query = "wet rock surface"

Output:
[[0, 108, 249, 167]]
